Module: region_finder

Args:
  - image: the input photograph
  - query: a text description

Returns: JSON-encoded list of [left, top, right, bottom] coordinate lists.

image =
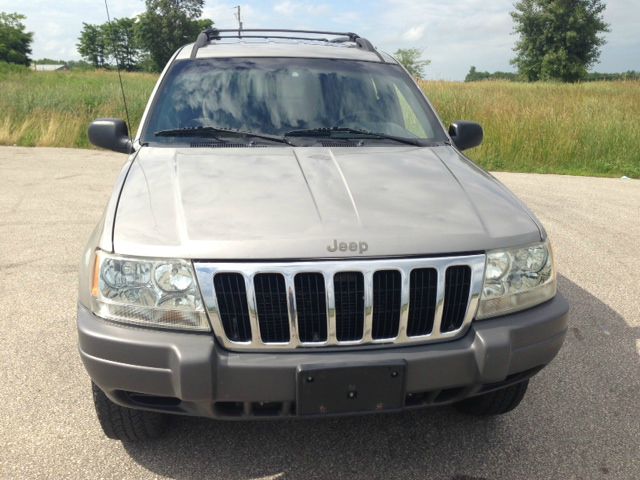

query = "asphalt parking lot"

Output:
[[1, 146, 638, 479]]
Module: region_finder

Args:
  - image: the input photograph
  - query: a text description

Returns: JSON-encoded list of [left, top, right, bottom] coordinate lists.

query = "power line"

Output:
[[234, 5, 243, 33]]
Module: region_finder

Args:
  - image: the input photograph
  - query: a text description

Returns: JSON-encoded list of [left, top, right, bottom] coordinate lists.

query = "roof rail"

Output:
[[189, 28, 385, 62]]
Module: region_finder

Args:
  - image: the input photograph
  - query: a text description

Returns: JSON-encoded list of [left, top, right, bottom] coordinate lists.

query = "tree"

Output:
[[465, 65, 479, 81], [394, 48, 430, 79], [103, 17, 141, 71], [33, 58, 66, 65], [137, 0, 212, 71], [0, 12, 33, 66], [78, 19, 141, 71], [65, 60, 93, 71], [465, 66, 521, 82], [77, 23, 108, 68], [511, 0, 609, 82]]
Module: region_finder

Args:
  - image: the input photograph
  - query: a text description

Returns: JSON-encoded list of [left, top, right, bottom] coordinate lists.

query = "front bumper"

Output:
[[77, 293, 569, 419]]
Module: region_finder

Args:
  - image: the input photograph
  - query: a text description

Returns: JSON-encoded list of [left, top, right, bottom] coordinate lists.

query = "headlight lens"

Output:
[[476, 240, 556, 319], [91, 251, 210, 331]]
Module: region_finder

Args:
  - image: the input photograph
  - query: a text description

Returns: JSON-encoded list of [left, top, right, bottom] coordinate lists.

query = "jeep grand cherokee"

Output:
[[78, 29, 569, 441]]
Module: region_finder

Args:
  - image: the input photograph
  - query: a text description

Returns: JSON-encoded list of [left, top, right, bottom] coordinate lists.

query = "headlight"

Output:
[[476, 240, 556, 319], [91, 250, 210, 331]]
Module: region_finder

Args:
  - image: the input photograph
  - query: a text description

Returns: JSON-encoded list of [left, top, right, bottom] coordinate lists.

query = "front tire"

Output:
[[92, 382, 169, 441], [454, 380, 529, 416]]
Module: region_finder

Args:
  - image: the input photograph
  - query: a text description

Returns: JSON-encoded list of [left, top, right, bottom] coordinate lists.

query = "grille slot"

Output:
[[407, 268, 438, 336], [254, 273, 290, 343], [441, 266, 472, 332], [372, 270, 402, 339], [334, 272, 365, 341], [295, 273, 328, 342], [214, 273, 252, 342]]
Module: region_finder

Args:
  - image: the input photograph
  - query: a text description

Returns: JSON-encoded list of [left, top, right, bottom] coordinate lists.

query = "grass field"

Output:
[[0, 65, 638, 177], [0, 66, 155, 149], [422, 80, 640, 177]]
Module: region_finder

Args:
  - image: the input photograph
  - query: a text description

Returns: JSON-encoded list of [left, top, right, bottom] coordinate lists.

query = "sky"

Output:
[[3, 0, 639, 80]]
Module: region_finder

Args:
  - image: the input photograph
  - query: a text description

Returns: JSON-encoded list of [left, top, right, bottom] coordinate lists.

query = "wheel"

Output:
[[91, 382, 169, 441], [454, 380, 529, 416]]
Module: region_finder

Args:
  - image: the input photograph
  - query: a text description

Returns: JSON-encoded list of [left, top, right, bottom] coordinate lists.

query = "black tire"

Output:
[[92, 382, 169, 441], [454, 380, 529, 416]]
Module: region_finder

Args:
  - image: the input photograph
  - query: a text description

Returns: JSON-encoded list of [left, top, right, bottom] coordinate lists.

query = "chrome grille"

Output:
[[194, 255, 485, 351]]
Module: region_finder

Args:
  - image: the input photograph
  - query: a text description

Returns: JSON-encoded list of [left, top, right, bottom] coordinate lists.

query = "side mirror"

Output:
[[449, 121, 483, 151], [88, 118, 132, 154]]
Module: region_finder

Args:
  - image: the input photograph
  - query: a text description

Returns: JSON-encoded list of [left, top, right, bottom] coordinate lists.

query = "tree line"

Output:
[[464, 67, 640, 82], [0, 0, 622, 82], [77, 0, 211, 72]]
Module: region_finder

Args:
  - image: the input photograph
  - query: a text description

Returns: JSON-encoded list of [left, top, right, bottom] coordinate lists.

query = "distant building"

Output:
[[31, 64, 68, 72]]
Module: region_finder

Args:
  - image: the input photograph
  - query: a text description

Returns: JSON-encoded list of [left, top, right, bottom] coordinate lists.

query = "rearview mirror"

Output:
[[88, 118, 132, 154], [449, 121, 483, 151]]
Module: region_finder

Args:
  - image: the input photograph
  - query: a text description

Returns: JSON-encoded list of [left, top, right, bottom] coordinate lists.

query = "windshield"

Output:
[[141, 57, 447, 145]]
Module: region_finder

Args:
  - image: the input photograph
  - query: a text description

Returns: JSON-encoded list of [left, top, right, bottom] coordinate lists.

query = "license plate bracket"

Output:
[[296, 361, 406, 416]]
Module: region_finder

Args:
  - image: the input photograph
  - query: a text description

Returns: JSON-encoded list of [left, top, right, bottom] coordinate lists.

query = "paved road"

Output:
[[1, 146, 638, 479]]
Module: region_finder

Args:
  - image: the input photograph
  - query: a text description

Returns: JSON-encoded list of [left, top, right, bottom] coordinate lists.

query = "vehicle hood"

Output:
[[113, 145, 542, 259]]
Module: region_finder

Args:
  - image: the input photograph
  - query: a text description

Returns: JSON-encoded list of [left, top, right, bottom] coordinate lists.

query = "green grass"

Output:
[[421, 80, 640, 177], [0, 64, 638, 177], [0, 65, 155, 148]]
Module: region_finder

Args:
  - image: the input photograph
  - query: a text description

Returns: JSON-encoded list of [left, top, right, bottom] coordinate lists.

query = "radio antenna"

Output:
[[103, 0, 132, 146]]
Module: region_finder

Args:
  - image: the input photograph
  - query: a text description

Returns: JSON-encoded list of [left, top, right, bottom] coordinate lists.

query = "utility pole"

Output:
[[234, 5, 243, 34]]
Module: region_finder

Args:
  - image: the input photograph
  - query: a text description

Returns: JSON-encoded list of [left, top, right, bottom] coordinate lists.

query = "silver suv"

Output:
[[78, 29, 569, 441]]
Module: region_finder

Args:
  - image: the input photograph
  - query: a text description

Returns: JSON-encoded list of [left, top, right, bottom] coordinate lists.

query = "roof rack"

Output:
[[189, 28, 385, 62]]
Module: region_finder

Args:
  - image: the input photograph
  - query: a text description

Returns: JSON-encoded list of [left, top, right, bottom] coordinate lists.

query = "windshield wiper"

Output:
[[155, 126, 293, 145], [284, 127, 423, 146]]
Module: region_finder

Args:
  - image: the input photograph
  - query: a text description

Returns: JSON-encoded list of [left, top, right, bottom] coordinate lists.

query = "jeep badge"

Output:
[[326, 239, 369, 254]]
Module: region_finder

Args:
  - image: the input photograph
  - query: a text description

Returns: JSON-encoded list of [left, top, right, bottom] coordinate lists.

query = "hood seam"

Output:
[[329, 149, 362, 226], [292, 148, 323, 222]]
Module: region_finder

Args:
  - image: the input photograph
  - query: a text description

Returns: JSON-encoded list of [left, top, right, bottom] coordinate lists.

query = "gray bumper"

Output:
[[77, 294, 569, 418]]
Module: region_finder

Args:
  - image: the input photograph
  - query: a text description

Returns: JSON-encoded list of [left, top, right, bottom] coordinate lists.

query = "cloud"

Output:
[[273, 1, 296, 15], [273, 1, 330, 17], [402, 25, 425, 42]]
